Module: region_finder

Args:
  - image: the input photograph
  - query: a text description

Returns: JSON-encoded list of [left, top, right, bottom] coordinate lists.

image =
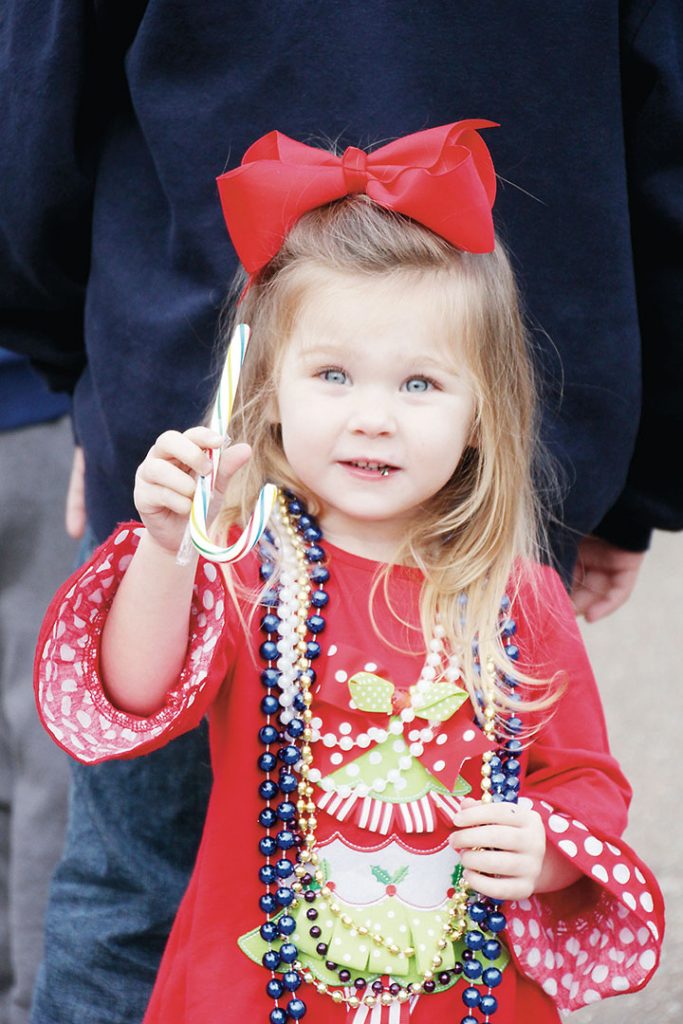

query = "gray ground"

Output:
[[570, 529, 682, 1021]]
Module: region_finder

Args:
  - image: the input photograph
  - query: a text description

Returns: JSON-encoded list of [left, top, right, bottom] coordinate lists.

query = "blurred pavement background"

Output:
[[572, 529, 682, 1021]]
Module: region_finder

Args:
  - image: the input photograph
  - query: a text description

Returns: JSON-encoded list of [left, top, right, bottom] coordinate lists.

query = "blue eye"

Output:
[[320, 368, 348, 385], [404, 376, 434, 393]]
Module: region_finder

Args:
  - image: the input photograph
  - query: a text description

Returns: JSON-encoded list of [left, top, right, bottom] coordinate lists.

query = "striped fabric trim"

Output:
[[316, 789, 462, 834]]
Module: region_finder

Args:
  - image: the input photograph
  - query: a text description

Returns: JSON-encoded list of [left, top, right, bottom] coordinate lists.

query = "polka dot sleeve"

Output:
[[506, 797, 664, 1011], [504, 565, 664, 1011], [34, 524, 233, 765]]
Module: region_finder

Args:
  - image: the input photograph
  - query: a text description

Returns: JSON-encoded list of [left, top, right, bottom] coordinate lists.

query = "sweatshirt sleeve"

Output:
[[0, 0, 95, 390], [506, 566, 664, 1011], [34, 524, 237, 764], [593, 0, 683, 549]]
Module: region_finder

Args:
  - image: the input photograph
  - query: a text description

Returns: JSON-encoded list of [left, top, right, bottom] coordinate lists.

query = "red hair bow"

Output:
[[216, 120, 498, 273]]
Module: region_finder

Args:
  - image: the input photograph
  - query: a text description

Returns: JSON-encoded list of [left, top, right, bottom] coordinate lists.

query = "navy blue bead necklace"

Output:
[[254, 491, 520, 1023]]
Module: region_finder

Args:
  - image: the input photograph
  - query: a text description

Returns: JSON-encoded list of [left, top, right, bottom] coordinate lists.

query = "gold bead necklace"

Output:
[[275, 495, 498, 1010]]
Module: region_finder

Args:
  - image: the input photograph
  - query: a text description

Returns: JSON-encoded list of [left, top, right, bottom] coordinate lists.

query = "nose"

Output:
[[346, 389, 397, 437]]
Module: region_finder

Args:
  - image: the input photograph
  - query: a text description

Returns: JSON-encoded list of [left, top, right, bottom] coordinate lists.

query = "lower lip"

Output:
[[339, 462, 398, 480]]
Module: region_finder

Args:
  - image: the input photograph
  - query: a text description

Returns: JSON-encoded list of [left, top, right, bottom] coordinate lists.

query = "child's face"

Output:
[[276, 269, 477, 559]]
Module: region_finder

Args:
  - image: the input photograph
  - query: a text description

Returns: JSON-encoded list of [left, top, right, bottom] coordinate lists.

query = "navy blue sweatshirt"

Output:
[[0, 349, 69, 431], [0, 1, 681, 567]]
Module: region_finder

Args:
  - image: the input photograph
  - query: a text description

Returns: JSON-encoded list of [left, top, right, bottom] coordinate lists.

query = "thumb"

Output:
[[214, 442, 252, 495], [65, 446, 86, 539], [206, 443, 253, 526]]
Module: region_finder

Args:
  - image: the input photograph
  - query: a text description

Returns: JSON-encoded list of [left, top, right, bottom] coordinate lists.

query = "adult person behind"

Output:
[[0, 2, 681, 1023], [0, 351, 75, 1024]]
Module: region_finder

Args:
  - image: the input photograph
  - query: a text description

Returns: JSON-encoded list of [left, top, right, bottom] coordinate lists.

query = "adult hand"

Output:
[[571, 536, 645, 622], [134, 426, 251, 555], [65, 446, 86, 539], [449, 797, 546, 901]]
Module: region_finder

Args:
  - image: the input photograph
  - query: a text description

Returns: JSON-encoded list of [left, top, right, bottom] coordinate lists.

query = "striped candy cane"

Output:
[[177, 323, 277, 564]]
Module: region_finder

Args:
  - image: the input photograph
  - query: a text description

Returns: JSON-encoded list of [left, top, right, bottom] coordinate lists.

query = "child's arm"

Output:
[[448, 798, 582, 900], [100, 427, 251, 715], [449, 566, 663, 1010]]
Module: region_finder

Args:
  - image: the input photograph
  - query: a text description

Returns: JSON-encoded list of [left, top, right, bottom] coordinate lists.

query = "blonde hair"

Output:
[[216, 195, 562, 723]]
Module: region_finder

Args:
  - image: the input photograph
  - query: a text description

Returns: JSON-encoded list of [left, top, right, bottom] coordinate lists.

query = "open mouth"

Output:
[[341, 459, 398, 477]]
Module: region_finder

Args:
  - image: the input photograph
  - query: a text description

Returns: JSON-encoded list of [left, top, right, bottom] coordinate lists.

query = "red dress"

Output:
[[34, 525, 664, 1024]]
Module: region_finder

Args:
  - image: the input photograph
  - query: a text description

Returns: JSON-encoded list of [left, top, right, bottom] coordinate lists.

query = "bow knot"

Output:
[[216, 120, 499, 273], [312, 667, 494, 791], [341, 146, 369, 193]]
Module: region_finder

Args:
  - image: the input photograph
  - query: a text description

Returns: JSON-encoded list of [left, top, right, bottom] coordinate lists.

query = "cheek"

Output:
[[416, 410, 473, 476], [419, 404, 473, 446]]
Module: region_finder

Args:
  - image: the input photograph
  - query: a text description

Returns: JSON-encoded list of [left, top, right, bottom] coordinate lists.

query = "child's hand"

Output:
[[134, 426, 251, 555], [449, 797, 546, 900]]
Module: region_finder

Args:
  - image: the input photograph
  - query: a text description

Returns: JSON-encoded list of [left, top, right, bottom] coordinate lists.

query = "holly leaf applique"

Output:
[[371, 865, 394, 886], [371, 865, 410, 888], [391, 865, 409, 886]]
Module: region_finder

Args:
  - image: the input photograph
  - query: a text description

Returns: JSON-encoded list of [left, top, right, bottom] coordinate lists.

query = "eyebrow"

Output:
[[387, 352, 465, 377], [405, 354, 458, 372], [299, 344, 459, 371], [295, 342, 349, 364]]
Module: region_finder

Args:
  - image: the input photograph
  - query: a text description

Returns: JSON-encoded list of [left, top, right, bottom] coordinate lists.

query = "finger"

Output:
[[182, 425, 225, 449], [206, 444, 253, 528], [576, 578, 621, 621], [461, 870, 534, 902], [570, 579, 594, 615], [137, 486, 193, 518], [576, 567, 610, 598], [451, 802, 524, 830], [152, 430, 219, 475], [460, 848, 530, 877], [584, 570, 641, 621], [213, 442, 252, 492], [65, 447, 86, 539], [583, 591, 623, 623], [65, 494, 86, 540], [570, 559, 586, 593], [458, 796, 478, 810], [140, 459, 199, 499], [451, 824, 526, 853]]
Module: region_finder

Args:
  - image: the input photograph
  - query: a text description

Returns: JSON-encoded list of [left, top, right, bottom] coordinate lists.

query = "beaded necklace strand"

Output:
[[254, 491, 522, 1023]]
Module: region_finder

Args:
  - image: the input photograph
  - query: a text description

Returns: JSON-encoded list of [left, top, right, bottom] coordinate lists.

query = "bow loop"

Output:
[[348, 672, 394, 714], [411, 681, 469, 724], [217, 120, 498, 273]]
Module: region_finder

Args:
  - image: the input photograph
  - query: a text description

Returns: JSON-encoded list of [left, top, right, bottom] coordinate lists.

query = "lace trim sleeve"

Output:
[[35, 524, 231, 764], [505, 796, 664, 1011]]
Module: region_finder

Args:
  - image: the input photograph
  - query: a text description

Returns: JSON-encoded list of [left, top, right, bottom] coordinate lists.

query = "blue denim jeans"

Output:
[[30, 528, 212, 1024]]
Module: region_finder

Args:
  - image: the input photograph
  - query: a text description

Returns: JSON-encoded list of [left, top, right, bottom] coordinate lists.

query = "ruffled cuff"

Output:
[[35, 524, 229, 764], [506, 797, 664, 1011]]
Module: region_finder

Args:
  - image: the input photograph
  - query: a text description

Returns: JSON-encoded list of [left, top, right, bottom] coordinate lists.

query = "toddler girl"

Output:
[[35, 122, 663, 1024]]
